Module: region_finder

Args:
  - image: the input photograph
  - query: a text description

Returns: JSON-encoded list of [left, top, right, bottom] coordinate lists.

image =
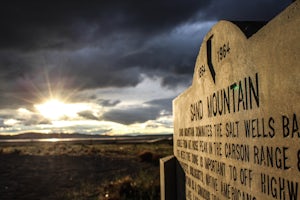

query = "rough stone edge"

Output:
[[160, 155, 176, 200]]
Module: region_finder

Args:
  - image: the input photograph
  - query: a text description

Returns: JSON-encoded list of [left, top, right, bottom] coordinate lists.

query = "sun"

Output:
[[35, 99, 88, 120], [35, 99, 69, 120]]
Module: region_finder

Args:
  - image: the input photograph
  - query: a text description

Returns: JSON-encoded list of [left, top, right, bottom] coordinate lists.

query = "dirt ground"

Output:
[[0, 142, 173, 200]]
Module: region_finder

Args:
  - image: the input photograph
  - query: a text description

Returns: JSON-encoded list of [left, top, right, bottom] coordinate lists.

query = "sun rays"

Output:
[[34, 99, 90, 121]]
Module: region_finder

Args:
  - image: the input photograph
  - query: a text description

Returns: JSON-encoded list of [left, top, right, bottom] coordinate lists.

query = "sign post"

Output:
[[162, 1, 300, 200]]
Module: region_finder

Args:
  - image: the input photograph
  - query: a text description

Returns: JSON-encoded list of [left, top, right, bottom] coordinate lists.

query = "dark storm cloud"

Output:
[[0, 119, 8, 128], [0, 0, 292, 108], [201, 0, 292, 21], [0, 0, 210, 51], [101, 107, 159, 125], [0, 111, 51, 126], [145, 98, 173, 114], [0, 0, 211, 106], [77, 111, 98, 121], [98, 99, 121, 107], [21, 115, 52, 126], [101, 97, 173, 124]]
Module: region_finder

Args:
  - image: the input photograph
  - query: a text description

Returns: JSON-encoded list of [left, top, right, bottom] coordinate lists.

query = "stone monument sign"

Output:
[[169, 2, 299, 200]]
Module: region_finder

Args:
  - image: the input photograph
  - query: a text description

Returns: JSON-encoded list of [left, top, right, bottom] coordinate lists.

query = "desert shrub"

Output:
[[12, 148, 21, 155], [102, 174, 160, 200], [138, 151, 153, 162], [138, 151, 162, 166]]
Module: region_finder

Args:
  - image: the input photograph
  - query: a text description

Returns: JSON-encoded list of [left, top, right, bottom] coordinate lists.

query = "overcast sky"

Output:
[[0, 0, 292, 135]]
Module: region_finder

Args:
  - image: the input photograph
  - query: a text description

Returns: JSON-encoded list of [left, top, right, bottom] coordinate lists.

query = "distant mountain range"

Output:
[[0, 132, 173, 140]]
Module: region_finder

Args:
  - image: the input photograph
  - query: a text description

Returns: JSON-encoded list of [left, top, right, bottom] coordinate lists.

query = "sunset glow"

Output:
[[35, 99, 89, 120]]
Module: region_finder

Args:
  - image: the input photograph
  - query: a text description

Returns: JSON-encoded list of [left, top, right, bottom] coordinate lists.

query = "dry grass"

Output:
[[0, 141, 172, 200]]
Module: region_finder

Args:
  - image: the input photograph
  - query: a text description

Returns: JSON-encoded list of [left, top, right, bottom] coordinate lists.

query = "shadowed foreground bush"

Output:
[[138, 151, 161, 165], [102, 174, 160, 200]]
